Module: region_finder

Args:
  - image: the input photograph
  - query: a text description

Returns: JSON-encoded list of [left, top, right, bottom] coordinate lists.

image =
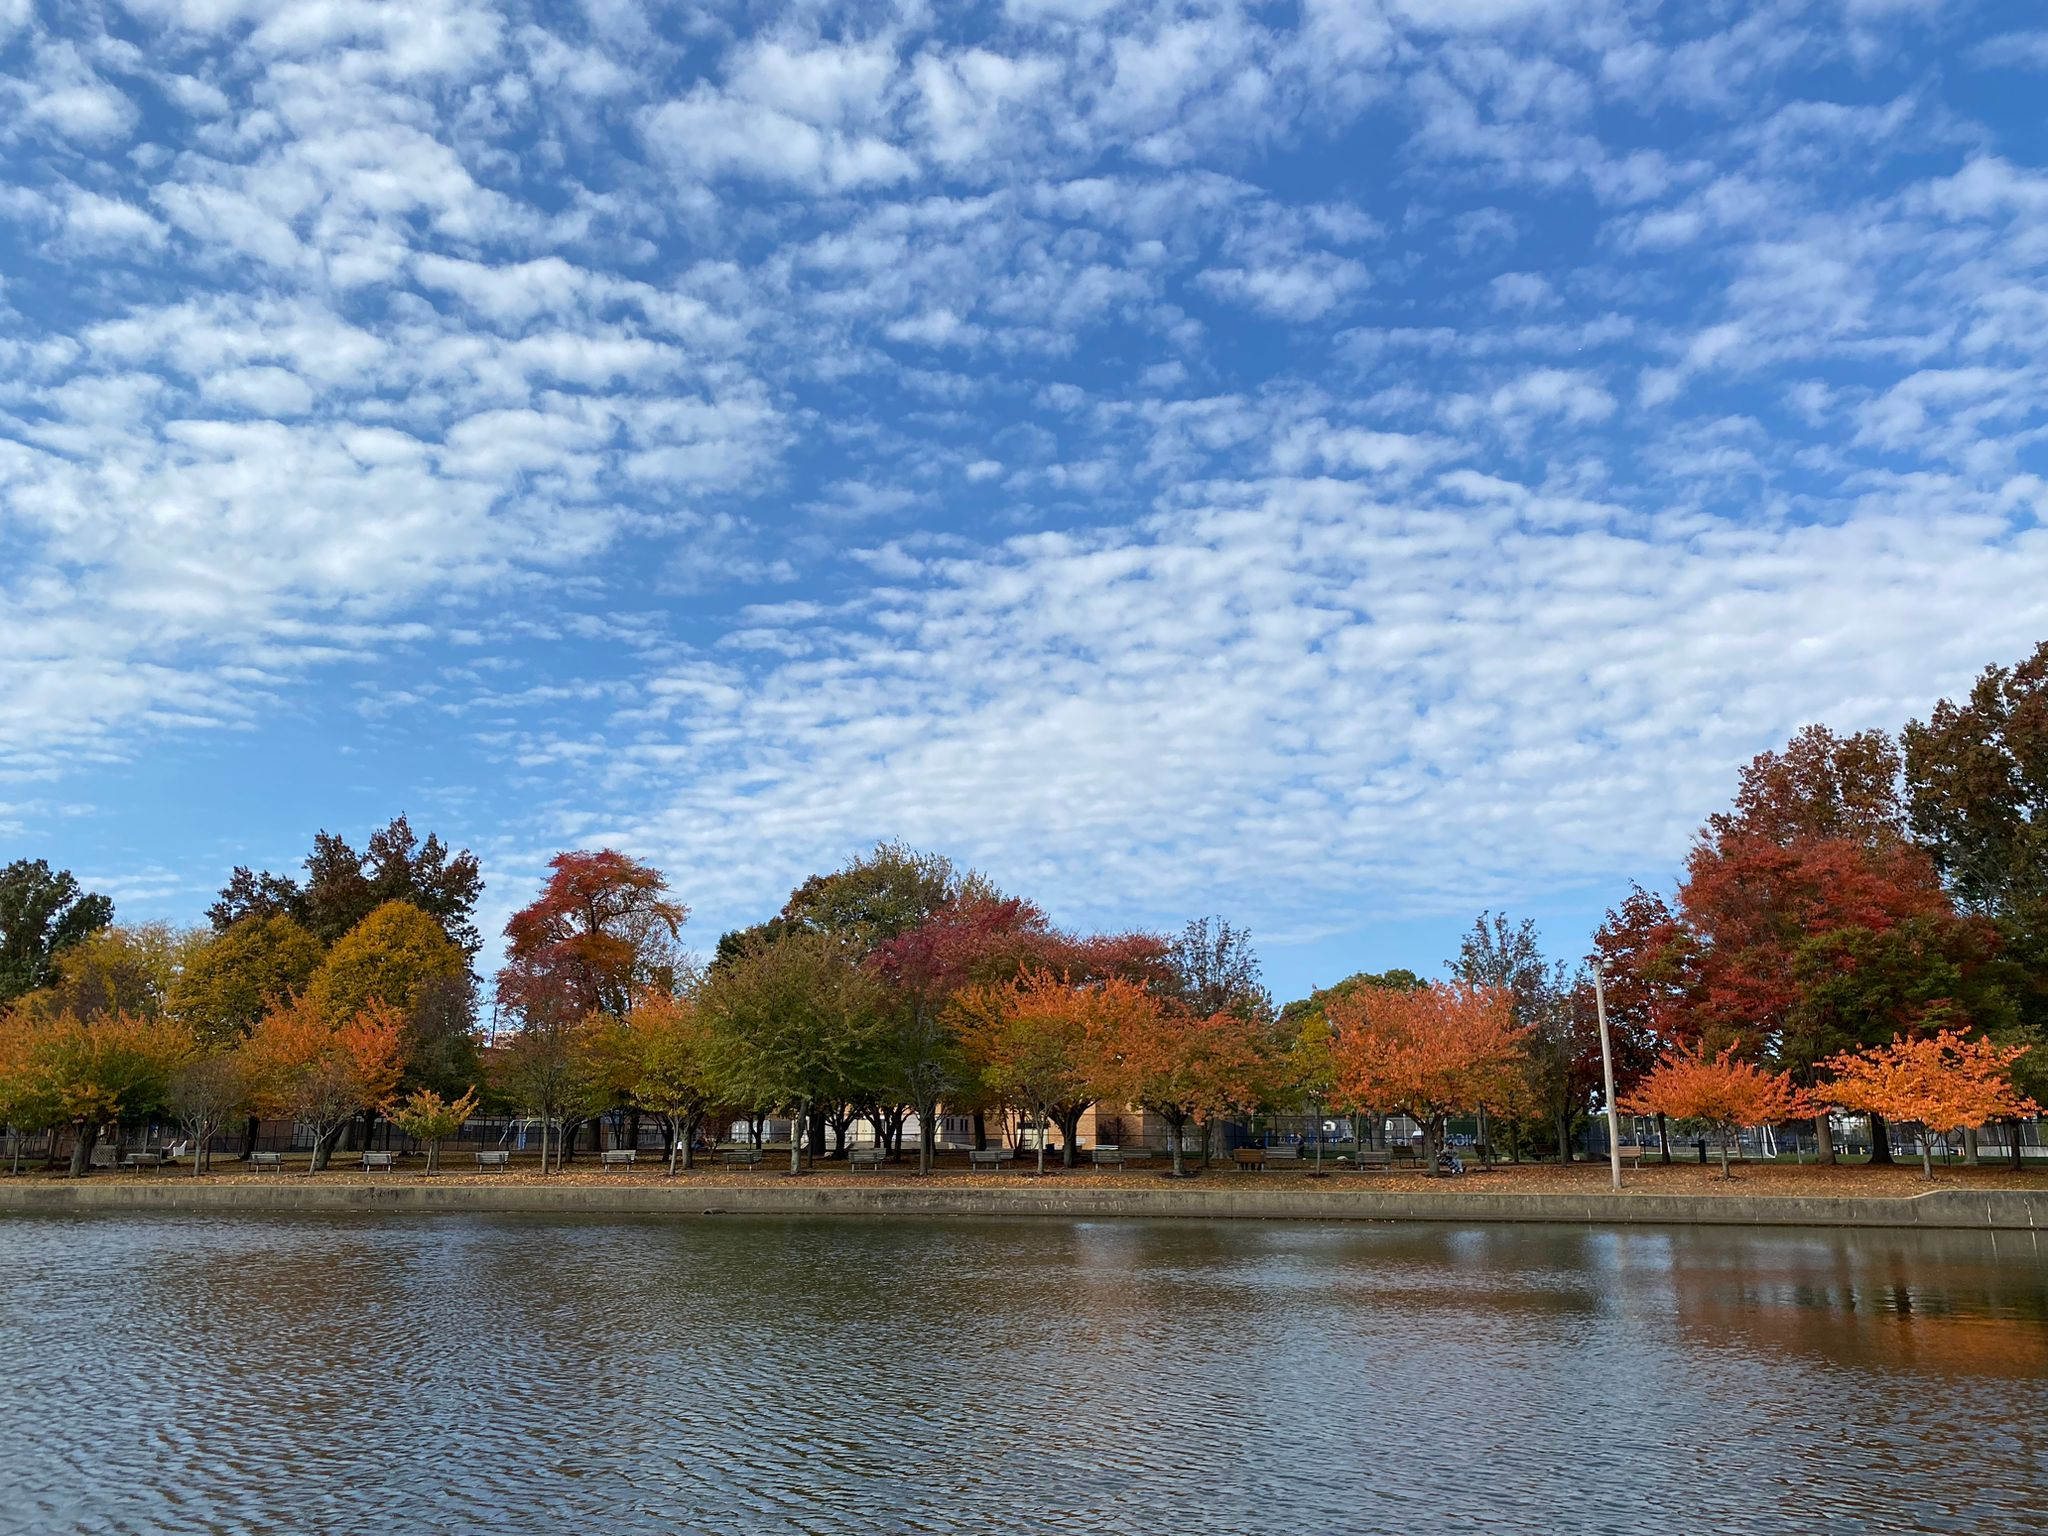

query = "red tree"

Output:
[[497, 851, 687, 1024]]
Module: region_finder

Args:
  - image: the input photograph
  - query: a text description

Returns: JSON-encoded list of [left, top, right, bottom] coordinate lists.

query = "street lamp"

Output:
[[1592, 966, 1624, 1192]]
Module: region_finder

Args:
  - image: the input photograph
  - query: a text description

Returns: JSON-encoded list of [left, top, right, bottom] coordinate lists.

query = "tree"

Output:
[[498, 850, 687, 1025], [619, 991, 720, 1173], [870, 894, 1065, 1171], [1327, 983, 1530, 1177], [243, 996, 406, 1172], [0, 859, 113, 1006], [1823, 1030, 2038, 1180], [701, 929, 887, 1175], [493, 1011, 602, 1175], [1905, 644, 2048, 1153], [1449, 913, 1559, 1165], [169, 915, 322, 1047], [210, 814, 485, 957], [776, 841, 968, 948], [1706, 723, 1907, 847], [1090, 991, 1269, 1177], [953, 967, 1116, 1175], [167, 1051, 248, 1175], [385, 1086, 479, 1174], [19, 1010, 189, 1176], [1166, 916, 1272, 1023], [11, 922, 203, 1024], [305, 901, 465, 1026], [1623, 1046, 1811, 1180]]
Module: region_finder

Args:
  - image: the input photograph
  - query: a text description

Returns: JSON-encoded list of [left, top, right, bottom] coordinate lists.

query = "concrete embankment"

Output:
[[2, 1179, 2043, 1230]]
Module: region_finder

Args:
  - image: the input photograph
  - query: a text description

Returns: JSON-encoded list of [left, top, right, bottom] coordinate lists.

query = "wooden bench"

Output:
[[1121, 1147, 1153, 1168], [249, 1151, 283, 1172], [1618, 1146, 1645, 1165], [1090, 1146, 1127, 1169], [967, 1148, 1016, 1171], [360, 1151, 395, 1173], [121, 1151, 163, 1172], [1232, 1147, 1266, 1171], [476, 1150, 510, 1170], [1352, 1150, 1394, 1172], [720, 1146, 763, 1171], [601, 1149, 637, 1171], [1264, 1145, 1302, 1168], [847, 1147, 887, 1172]]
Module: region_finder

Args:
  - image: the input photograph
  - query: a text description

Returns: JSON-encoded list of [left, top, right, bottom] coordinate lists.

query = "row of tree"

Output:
[[2, 643, 2044, 1180]]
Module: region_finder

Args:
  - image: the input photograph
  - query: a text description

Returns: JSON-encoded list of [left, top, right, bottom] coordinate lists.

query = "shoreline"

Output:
[[3, 1178, 2043, 1230]]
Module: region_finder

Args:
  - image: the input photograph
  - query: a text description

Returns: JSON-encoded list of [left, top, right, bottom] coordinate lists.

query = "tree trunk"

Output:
[[1813, 1110, 1835, 1165], [1869, 1112, 1895, 1164], [69, 1121, 99, 1177], [1656, 1112, 1672, 1165], [790, 1100, 807, 1175], [2010, 1117, 2026, 1171], [1718, 1128, 1732, 1180], [1920, 1129, 1934, 1181], [1055, 1106, 1085, 1167], [1964, 1126, 1979, 1167], [1556, 1113, 1572, 1164], [1168, 1115, 1186, 1177], [972, 1111, 988, 1152], [918, 1096, 936, 1174], [1035, 1101, 1048, 1175], [239, 1114, 260, 1161]]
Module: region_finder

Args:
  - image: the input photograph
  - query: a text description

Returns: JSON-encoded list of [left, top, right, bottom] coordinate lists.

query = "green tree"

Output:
[[702, 929, 888, 1175], [0, 860, 113, 1006]]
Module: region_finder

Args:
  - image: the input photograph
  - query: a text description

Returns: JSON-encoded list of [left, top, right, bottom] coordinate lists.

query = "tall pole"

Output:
[[1593, 967, 1623, 1191]]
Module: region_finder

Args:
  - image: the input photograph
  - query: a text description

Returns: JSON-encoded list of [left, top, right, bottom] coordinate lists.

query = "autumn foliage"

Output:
[[1823, 1030, 2038, 1178], [1623, 1047, 1811, 1178], [1327, 982, 1528, 1175]]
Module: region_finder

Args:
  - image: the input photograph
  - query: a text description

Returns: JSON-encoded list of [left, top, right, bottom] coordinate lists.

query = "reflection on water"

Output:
[[0, 1215, 2041, 1534]]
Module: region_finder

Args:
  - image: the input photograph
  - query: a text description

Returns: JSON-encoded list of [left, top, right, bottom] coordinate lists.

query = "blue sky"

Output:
[[3, 0, 2046, 1004]]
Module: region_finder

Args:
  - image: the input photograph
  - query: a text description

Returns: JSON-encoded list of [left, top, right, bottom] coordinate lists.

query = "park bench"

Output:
[[847, 1147, 887, 1172], [720, 1146, 763, 1171], [601, 1149, 637, 1172], [249, 1151, 283, 1172], [1352, 1150, 1394, 1172], [476, 1150, 509, 1170], [968, 1147, 1016, 1172], [1090, 1146, 1126, 1169], [1264, 1145, 1302, 1168], [1231, 1147, 1266, 1171], [88, 1144, 119, 1172], [360, 1151, 395, 1173], [1120, 1147, 1154, 1168], [122, 1150, 163, 1173], [1618, 1146, 1645, 1165]]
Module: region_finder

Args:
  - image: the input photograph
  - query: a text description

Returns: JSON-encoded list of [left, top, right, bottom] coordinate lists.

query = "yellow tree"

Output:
[[20, 1010, 191, 1176], [1623, 1046, 1812, 1179], [169, 915, 322, 1047], [620, 991, 720, 1174], [1328, 982, 1530, 1177], [1823, 1030, 2037, 1180], [305, 901, 465, 1025], [385, 1086, 480, 1173]]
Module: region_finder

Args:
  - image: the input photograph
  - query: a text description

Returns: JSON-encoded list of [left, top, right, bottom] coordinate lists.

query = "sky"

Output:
[[3, 0, 2046, 1005]]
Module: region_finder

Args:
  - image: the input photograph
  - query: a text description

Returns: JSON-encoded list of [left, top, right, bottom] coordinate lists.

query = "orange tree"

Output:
[[1623, 1046, 1811, 1179], [952, 967, 1138, 1174], [1823, 1029, 2038, 1180], [1327, 982, 1529, 1176], [1088, 991, 1269, 1178], [242, 995, 406, 1171], [498, 850, 687, 1025]]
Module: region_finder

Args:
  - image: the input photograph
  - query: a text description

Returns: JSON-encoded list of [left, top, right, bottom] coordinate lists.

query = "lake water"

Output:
[[1, 1214, 2043, 1534]]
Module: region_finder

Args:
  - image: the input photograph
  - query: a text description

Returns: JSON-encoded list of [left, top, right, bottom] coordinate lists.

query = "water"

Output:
[[1, 1215, 2042, 1534]]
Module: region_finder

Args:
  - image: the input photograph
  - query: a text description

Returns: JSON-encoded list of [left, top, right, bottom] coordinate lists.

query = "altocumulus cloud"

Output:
[[0, 0, 2044, 985]]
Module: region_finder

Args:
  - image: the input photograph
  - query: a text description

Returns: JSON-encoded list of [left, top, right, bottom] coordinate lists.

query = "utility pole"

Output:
[[1593, 966, 1623, 1192]]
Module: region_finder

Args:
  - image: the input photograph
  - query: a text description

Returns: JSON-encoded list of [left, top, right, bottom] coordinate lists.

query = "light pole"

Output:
[[1592, 966, 1623, 1191]]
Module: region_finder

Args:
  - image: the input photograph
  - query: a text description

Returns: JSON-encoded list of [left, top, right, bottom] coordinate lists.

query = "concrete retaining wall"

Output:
[[2, 1180, 2043, 1230]]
